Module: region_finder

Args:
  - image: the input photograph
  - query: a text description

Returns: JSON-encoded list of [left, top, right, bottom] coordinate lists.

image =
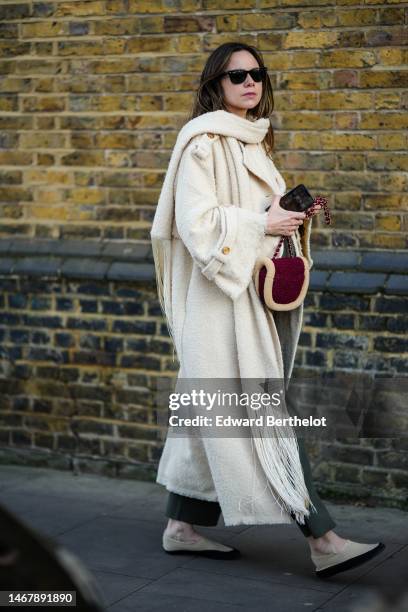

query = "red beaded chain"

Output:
[[272, 195, 331, 259]]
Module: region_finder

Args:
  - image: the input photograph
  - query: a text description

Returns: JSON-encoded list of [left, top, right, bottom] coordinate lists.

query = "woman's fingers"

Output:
[[282, 221, 301, 230], [309, 203, 323, 216], [281, 226, 297, 235]]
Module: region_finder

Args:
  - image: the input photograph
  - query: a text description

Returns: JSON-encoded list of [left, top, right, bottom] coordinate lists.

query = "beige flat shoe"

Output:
[[162, 532, 241, 560], [311, 539, 385, 578]]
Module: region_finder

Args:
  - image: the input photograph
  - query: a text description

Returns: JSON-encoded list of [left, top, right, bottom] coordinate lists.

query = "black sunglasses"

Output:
[[221, 67, 267, 85]]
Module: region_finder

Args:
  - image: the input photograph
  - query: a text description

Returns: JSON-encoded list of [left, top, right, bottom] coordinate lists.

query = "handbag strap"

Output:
[[272, 195, 331, 259]]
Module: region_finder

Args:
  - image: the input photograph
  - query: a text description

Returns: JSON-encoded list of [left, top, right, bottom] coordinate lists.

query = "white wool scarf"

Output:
[[150, 110, 272, 343]]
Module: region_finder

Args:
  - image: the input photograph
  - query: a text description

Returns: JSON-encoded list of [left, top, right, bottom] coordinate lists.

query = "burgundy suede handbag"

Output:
[[253, 195, 330, 311]]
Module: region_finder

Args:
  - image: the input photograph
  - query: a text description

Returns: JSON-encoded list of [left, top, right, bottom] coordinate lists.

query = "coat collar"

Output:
[[239, 142, 286, 196]]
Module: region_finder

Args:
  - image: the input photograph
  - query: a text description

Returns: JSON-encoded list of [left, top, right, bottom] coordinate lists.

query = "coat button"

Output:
[[222, 246, 230, 254], [207, 133, 214, 139]]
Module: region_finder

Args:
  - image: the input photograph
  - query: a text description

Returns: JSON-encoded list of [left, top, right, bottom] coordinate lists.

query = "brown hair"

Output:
[[189, 42, 275, 157]]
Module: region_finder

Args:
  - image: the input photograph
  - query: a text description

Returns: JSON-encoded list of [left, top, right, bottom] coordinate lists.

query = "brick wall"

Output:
[[0, 1, 407, 509], [0, 1, 406, 246], [0, 241, 407, 508]]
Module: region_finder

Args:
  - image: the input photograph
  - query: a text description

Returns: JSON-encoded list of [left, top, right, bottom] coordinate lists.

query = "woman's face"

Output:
[[220, 50, 263, 119]]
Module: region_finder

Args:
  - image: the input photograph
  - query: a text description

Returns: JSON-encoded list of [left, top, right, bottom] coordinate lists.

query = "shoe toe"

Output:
[[162, 532, 240, 559], [313, 541, 386, 578]]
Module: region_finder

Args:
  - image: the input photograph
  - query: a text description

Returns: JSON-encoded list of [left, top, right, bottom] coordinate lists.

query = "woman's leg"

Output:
[[166, 492, 221, 526], [293, 441, 385, 574], [163, 492, 240, 557], [164, 492, 222, 541], [293, 438, 336, 539], [293, 438, 350, 554]]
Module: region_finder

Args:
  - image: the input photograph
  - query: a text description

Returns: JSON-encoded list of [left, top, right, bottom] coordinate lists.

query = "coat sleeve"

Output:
[[174, 135, 268, 301]]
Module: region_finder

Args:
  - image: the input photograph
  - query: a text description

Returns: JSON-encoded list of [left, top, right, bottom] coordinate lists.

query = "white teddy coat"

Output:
[[151, 110, 314, 526]]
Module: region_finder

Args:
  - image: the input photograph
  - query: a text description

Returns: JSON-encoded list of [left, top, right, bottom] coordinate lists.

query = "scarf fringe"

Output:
[[251, 426, 316, 524], [151, 236, 177, 363], [242, 392, 316, 523]]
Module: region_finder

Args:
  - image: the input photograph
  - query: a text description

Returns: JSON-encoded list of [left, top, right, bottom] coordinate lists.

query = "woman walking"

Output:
[[150, 42, 384, 578]]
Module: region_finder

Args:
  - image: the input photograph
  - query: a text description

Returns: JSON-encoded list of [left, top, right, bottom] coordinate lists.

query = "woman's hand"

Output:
[[265, 194, 306, 237], [307, 202, 323, 217]]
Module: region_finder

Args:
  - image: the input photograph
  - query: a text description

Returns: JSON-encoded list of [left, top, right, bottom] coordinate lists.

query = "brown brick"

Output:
[[377, 48, 407, 66], [297, 9, 336, 29], [375, 215, 401, 231], [58, 41, 105, 56], [56, 2, 105, 17], [338, 9, 377, 27], [361, 70, 408, 89], [377, 132, 405, 151], [216, 15, 239, 32], [20, 133, 67, 149], [281, 112, 332, 130], [292, 132, 322, 150], [94, 18, 140, 36], [106, 0, 128, 14], [361, 469, 391, 488], [257, 33, 286, 51], [203, 0, 255, 8], [137, 17, 164, 35], [284, 31, 338, 49], [320, 92, 372, 110], [204, 33, 256, 51], [176, 35, 202, 53], [22, 96, 66, 112], [367, 153, 407, 172], [0, 96, 18, 112], [22, 22, 68, 38], [321, 133, 376, 150], [242, 13, 294, 31], [359, 233, 406, 249], [333, 213, 374, 231], [0, 42, 31, 57], [127, 36, 175, 53], [0, 187, 33, 202], [128, 0, 171, 13], [164, 16, 214, 33], [360, 113, 408, 130], [320, 49, 376, 68], [363, 195, 406, 211]]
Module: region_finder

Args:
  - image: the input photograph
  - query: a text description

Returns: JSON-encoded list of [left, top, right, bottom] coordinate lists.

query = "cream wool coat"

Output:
[[151, 111, 314, 526]]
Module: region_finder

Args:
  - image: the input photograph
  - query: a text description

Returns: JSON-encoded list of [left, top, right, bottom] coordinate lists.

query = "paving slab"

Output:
[[0, 490, 120, 537], [55, 515, 206, 580], [0, 464, 44, 491], [0, 466, 159, 503], [109, 591, 244, 612], [322, 503, 408, 545], [91, 570, 151, 608], [316, 544, 408, 611], [125, 567, 329, 611]]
